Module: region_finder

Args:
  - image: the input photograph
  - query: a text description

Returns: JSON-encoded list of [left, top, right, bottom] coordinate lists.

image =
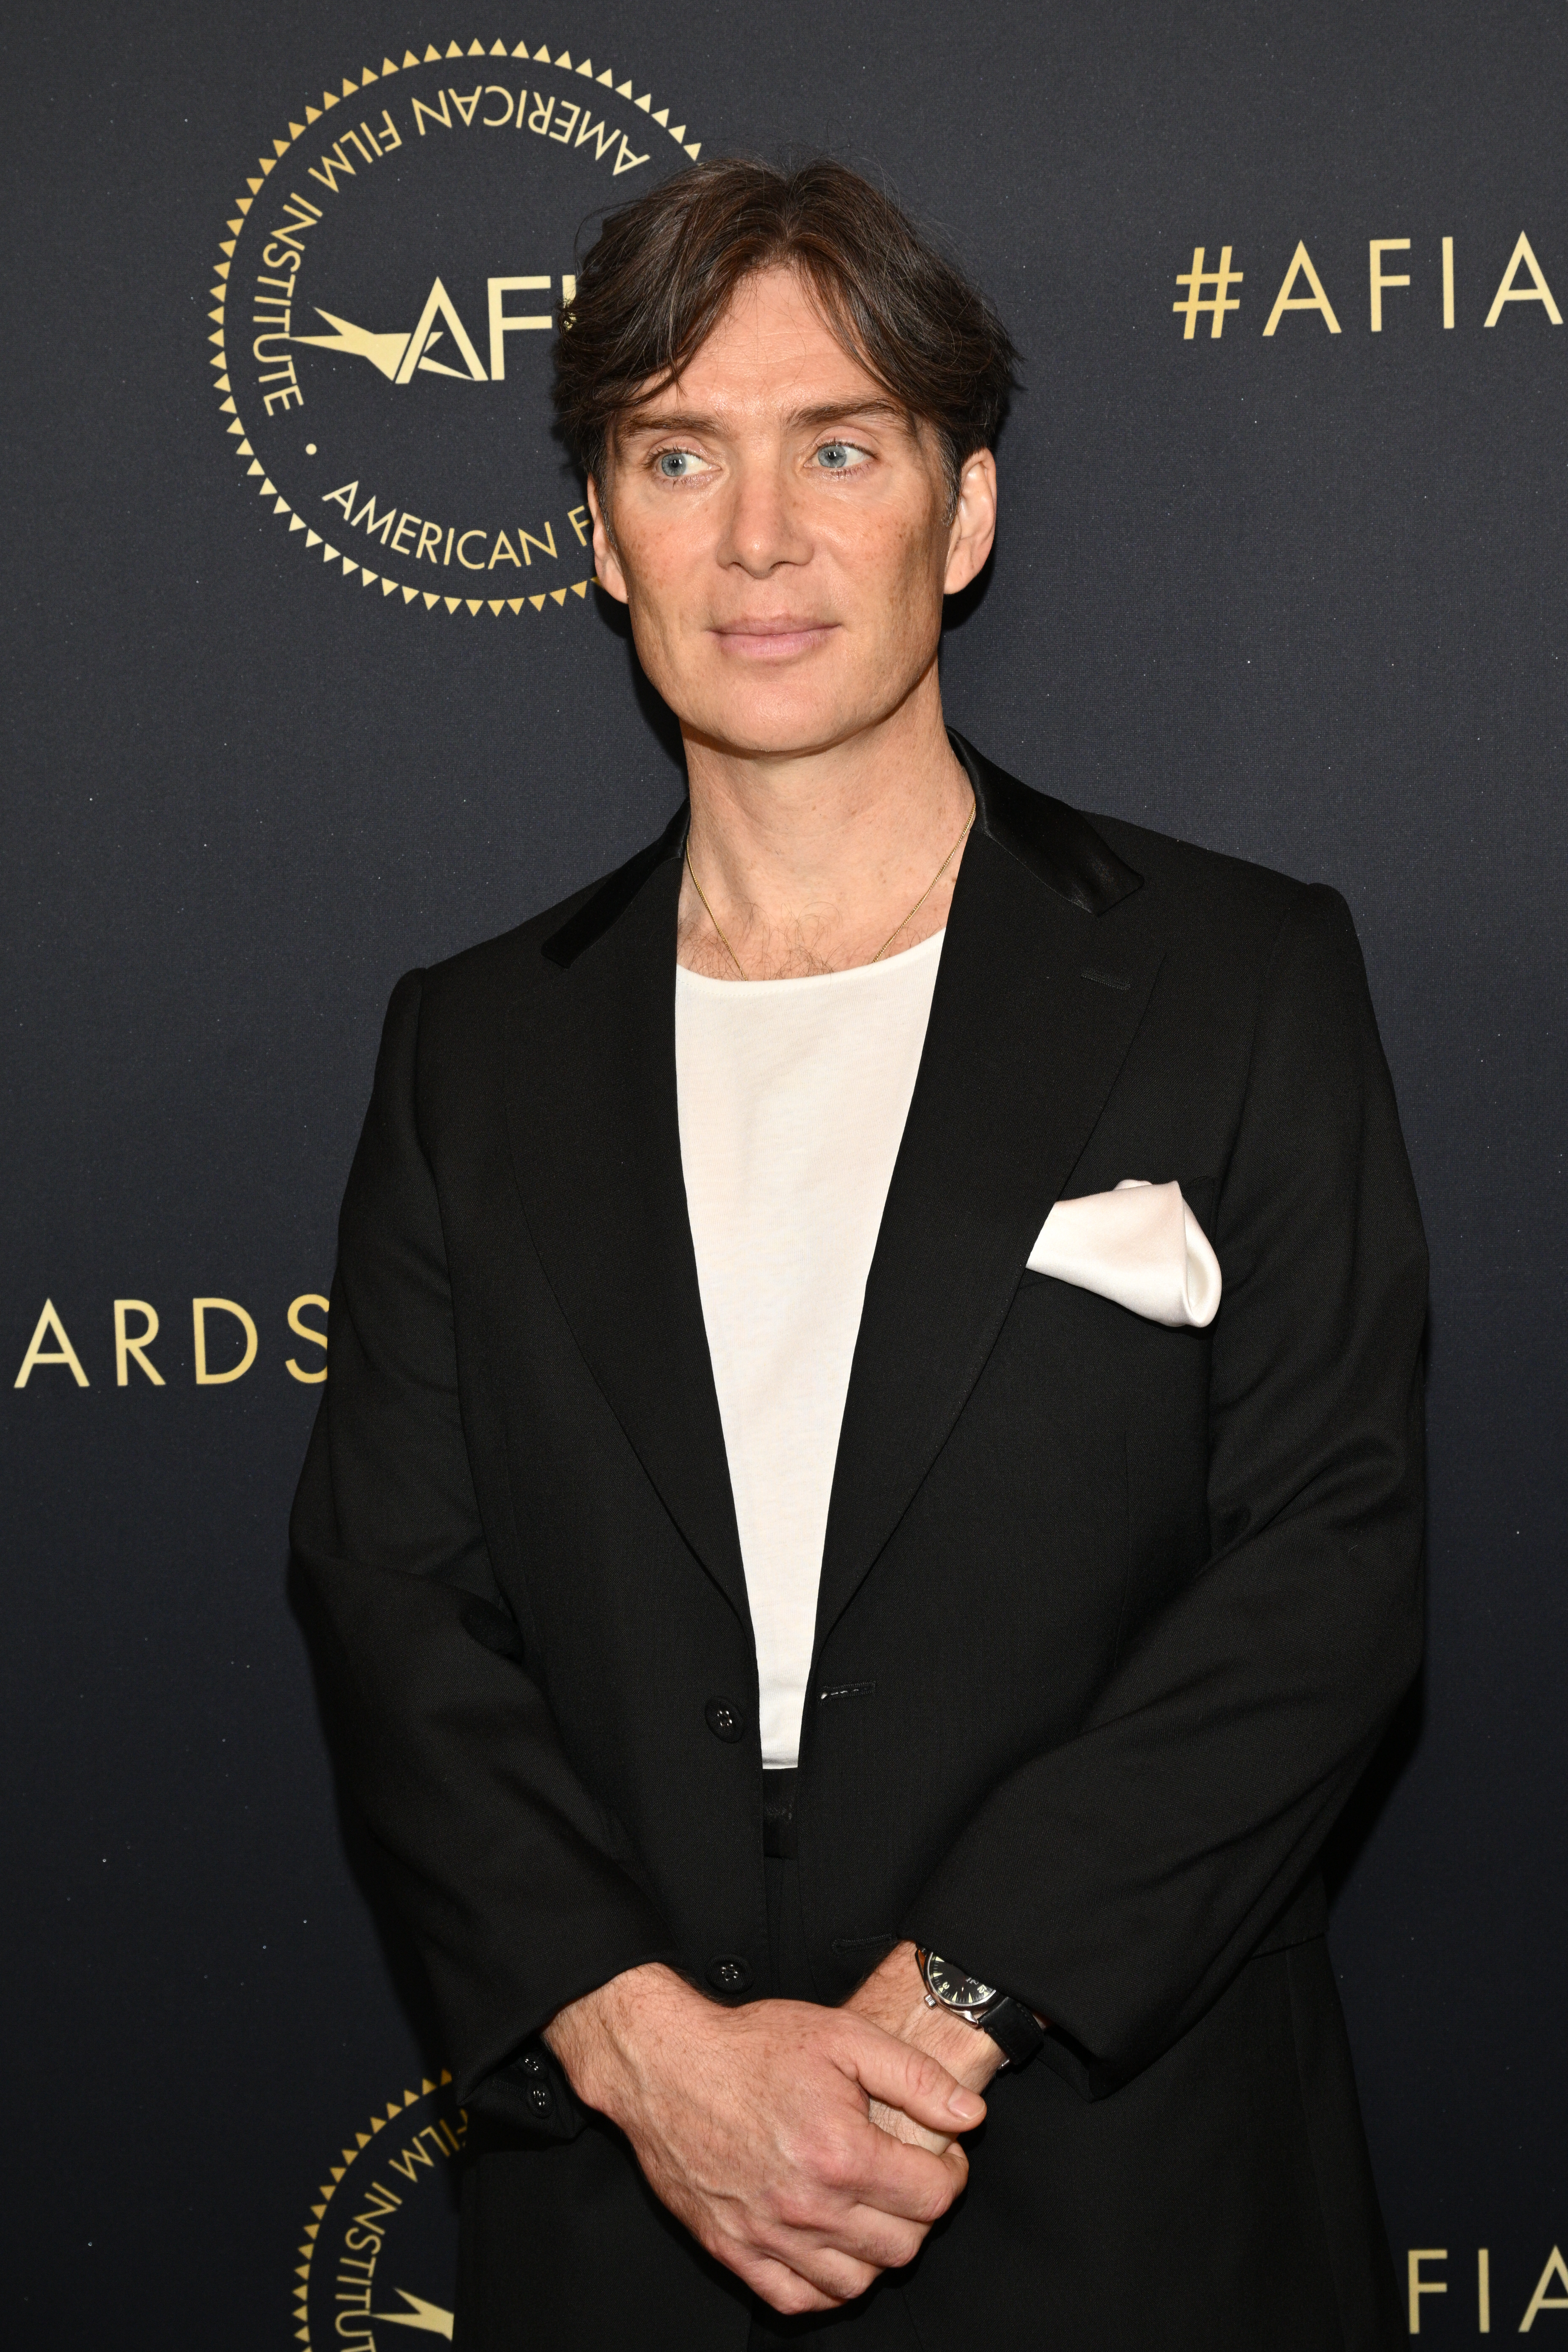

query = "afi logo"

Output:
[[296, 272, 576, 382]]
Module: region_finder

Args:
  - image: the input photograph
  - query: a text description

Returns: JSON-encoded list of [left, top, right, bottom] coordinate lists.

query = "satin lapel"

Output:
[[503, 842, 750, 1628], [813, 823, 1165, 1648]]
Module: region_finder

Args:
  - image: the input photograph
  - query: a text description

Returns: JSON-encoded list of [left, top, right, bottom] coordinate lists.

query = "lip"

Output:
[[709, 618, 840, 660]]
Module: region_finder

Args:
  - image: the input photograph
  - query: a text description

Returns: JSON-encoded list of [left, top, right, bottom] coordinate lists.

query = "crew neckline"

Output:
[[675, 926, 945, 995]]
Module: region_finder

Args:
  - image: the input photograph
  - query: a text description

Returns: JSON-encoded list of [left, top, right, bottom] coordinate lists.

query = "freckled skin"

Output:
[[586, 265, 999, 978]]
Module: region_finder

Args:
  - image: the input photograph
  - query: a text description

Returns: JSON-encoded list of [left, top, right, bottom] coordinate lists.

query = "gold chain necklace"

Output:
[[684, 798, 976, 983]]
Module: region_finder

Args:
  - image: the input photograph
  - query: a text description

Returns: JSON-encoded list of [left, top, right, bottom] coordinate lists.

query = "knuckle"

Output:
[[815, 2141, 857, 2193], [769, 2187, 819, 2233], [907, 2047, 947, 2095], [914, 2170, 955, 2224], [771, 2277, 818, 2317]]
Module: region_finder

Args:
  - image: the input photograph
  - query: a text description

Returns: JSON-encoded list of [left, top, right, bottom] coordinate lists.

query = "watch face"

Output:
[[924, 1955, 998, 2013]]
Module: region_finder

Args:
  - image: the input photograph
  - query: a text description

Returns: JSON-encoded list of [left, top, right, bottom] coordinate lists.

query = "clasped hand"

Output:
[[546, 1945, 998, 2315]]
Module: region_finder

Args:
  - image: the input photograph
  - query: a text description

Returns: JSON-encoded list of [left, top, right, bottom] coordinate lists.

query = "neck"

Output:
[[677, 670, 974, 981]]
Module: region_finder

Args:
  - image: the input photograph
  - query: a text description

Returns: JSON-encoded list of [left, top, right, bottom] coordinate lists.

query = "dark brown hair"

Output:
[[553, 157, 1018, 504]]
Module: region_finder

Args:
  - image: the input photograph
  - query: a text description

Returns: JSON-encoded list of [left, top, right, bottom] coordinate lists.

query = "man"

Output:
[[293, 159, 1425, 2348]]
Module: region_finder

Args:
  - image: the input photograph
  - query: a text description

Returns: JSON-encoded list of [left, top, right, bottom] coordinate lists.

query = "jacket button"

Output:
[[529, 2083, 553, 2116], [707, 1954, 753, 1995], [521, 2053, 545, 2077], [704, 1698, 746, 1743]]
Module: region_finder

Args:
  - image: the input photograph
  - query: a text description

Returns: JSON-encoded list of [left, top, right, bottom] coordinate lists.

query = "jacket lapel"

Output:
[[500, 737, 1160, 1653], [812, 741, 1163, 1648], [502, 813, 751, 1630]]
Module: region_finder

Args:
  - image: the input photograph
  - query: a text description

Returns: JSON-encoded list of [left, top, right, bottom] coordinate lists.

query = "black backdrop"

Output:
[[6, 2, 1567, 2343]]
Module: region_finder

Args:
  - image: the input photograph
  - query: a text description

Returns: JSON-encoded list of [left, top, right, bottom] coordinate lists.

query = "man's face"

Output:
[[589, 266, 996, 759]]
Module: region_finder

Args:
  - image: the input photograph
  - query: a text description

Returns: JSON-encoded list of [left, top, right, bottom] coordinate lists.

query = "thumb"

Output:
[[844, 2022, 986, 2136]]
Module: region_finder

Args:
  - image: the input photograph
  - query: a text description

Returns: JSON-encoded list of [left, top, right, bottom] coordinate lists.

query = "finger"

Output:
[[836, 2205, 932, 2273], [763, 2191, 928, 2276], [843, 2021, 986, 2137], [753, 2239, 882, 2308], [833, 2115, 968, 2227], [741, 2254, 843, 2317], [869, 2096, 953, 2154]]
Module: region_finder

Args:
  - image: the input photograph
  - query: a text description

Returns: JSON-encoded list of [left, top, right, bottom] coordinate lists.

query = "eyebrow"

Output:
[[619, 396, 908, 441]]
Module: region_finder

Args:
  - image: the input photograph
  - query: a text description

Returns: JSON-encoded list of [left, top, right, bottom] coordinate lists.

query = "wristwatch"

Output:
[[915, 1947, 1045, 2071]]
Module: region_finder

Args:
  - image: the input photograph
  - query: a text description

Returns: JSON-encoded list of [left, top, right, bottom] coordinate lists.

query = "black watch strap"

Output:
[[979, 1995, 1046, 2070]]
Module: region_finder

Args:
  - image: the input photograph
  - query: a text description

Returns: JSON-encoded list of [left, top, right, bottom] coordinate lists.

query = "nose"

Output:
[[717, 454, 811, 578]]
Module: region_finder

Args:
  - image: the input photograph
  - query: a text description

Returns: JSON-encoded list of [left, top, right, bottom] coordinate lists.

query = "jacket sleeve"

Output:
[[902, 884, 1428, 2091], [290, 969, 679, 2130]]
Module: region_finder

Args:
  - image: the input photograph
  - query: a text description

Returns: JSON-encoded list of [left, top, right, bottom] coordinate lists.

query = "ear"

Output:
[[586, 477, 629, 605], [943, 448, 998, 596]]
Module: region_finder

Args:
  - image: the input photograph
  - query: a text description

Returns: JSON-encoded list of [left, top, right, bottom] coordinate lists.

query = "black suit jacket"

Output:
[[292, 736, 1425, 2351]]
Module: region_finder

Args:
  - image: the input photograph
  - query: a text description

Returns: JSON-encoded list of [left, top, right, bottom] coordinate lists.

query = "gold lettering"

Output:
[[1368, 238, 1410, 331], [487, 532, 522, 570], [415, 519, 444, 564], [1483, 232, 1563, 327], [527, 93, 555, 135], [412, 89, 452, 135], [518, 520, 557, 566], [567, 503, 590, 546], [1443, 235, 1455, 329], [394, 278, 488, 385], [455, 529, 488, 569], [480, 85, 514, 126], [307, 140, 359, 193], [389, 2135, 436, 2182], [192, 1298, 258, 1386], [548, 101, 582, 143], [1172, 245, 1242, 339], [350, 492, 398, 546], [391, 512, 420, 555], [1521, 2247, 1568, 2331], [1408, 2251, 1446, 2334], [286, 1294, 329, 1385], [114, 1300, 165, 1387], [487, 276, 552, 378], [1262, 241, 1341, 336], [574, 115, 620, 161], [14, 1298, 89, 1388]]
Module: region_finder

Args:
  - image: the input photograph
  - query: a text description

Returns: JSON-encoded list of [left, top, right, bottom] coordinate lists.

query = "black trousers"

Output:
[[747, 1825, 925, 2351]]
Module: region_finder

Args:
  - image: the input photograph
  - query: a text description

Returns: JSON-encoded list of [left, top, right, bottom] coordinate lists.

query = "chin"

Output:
[[677, 662, 901, 759], [684, 696, 870, 759]]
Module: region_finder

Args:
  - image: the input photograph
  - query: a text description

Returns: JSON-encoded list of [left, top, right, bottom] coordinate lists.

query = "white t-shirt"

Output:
[[675, 931, 944, 1766]]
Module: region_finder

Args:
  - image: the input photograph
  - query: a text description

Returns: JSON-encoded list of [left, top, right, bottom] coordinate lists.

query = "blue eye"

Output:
[[815, 441, 867, 472], [656, 449, 708, 479]]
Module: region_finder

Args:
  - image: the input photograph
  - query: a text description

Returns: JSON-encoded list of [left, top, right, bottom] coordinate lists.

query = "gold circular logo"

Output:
[[294, 2071, 466, 2346], [209, 38, 705, 617]]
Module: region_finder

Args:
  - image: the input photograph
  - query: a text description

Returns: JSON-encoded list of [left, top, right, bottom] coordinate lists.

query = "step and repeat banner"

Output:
[[5, 0, 1566, 2342]]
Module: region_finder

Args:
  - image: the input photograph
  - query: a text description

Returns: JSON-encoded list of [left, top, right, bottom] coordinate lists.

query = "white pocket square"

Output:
[[1027, 1180, 1222, 1329]]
